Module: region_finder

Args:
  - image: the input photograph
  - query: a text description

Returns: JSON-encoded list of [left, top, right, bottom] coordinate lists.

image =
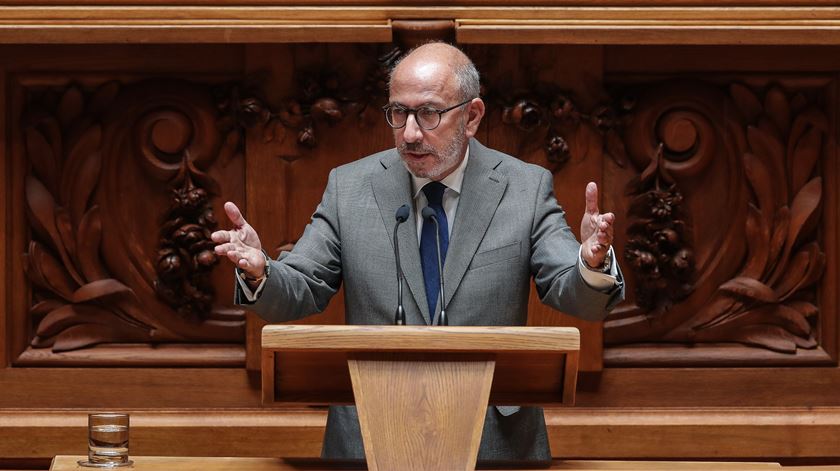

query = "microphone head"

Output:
[[421, 206, 437, 219], [395, 204, 410, 223]]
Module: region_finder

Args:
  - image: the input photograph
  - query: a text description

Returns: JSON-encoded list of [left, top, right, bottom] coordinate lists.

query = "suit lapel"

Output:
[[371, 151, 432, 324], [442, 139, 507, 312]]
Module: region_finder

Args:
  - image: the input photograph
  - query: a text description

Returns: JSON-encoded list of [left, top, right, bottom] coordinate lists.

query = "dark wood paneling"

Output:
[[3, 407, 840, 461], [575, 368, 840, 408], [0, 369, 260, 409], [1, 37, 840, 463], [0, 60, 7, 369], [546, 407, 840, 459]]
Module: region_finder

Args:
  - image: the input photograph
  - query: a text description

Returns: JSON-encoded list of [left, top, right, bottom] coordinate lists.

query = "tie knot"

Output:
[[422, 181, 447, 206]]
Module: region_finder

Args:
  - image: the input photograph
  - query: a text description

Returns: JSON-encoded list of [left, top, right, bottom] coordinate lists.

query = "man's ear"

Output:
[[464, 98, 486, 138]]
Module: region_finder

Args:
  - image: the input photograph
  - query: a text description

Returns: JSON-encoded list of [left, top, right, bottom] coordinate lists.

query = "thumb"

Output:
[[585, 182, 599, 215], [224, 201, 247, 227]]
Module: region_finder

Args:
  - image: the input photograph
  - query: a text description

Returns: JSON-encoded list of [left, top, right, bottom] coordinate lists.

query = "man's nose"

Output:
[[402, 113, 423, 143]]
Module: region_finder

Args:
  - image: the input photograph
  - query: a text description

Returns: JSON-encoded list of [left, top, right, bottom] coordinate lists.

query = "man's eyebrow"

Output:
[[389, 101, 445, 109]]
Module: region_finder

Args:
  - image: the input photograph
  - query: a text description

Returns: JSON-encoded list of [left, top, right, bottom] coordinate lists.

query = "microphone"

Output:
[[393, 204, 410, 325], [421, 206, 447, 326]]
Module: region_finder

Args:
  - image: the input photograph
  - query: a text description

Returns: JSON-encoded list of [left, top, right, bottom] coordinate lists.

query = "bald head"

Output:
[[389, 42, 480, 102], [387, 42, 485, 180]]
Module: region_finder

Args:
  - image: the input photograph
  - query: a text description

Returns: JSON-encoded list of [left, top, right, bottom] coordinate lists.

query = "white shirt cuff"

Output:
[[578, 246, 618, 291], [236, 270, 267, 301]]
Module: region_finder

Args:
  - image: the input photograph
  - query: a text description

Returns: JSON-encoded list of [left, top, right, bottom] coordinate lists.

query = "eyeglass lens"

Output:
[[386, 107, 440, 130]]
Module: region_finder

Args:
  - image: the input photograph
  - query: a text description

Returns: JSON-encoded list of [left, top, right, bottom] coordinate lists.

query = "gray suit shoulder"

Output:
[[471, 139, 551, 182], [333, 148, 397, 180]]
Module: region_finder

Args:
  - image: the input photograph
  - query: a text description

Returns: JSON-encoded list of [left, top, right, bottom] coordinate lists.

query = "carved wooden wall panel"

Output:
[[12, 75, 247, 365], [8, 43, 838, 373], [2, 39, 840, 463], [603, 76, 834, 365]]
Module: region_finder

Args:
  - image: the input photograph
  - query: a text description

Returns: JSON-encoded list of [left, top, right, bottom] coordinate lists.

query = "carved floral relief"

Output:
[[21, 80, 245, 356], [491, 86, 629, 171], [605, 80, 828, 354]]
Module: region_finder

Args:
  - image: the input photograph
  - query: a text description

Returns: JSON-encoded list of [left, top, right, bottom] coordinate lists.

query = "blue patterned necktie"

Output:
[[420, 181, 449, 321]]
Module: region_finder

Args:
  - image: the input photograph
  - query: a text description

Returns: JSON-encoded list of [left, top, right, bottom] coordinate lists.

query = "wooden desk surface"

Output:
[[50, 455, 790, 470]]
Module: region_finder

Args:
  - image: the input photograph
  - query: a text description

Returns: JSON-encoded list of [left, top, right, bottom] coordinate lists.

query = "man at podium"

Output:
[[212, 42, 624, 463]]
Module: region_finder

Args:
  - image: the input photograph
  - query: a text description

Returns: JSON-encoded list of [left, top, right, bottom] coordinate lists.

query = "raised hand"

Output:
[[580, 182, 615, 269], [211, 202, 266, 279]]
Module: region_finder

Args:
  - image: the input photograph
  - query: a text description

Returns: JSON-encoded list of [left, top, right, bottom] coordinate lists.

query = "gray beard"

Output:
[[399, 121, 467, 180]]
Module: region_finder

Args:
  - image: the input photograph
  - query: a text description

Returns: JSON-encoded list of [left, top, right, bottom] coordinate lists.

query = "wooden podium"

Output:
[[261, 325, 580, 471]]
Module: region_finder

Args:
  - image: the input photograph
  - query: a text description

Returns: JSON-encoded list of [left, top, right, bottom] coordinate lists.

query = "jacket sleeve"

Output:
[[529, 168, 624, 321], [235, 168, 343, 323]]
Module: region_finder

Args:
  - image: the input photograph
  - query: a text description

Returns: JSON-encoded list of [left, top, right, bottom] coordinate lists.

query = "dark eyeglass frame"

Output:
[[382, 98, 474, 130]]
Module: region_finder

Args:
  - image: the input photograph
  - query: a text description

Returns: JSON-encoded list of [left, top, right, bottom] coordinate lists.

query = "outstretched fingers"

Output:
[[224, 201, 248, 228], [594, 212, 615, 248], [585, 181, 599, 216]]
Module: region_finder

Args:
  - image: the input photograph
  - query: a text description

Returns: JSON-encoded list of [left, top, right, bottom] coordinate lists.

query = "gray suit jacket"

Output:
[[239, 138, 624, 462]]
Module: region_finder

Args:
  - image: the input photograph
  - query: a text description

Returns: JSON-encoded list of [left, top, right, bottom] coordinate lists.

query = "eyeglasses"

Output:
[[382, 98, 474, 130]]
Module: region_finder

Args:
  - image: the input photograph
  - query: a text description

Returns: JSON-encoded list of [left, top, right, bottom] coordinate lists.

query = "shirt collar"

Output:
[[410, 147, 470, 199]]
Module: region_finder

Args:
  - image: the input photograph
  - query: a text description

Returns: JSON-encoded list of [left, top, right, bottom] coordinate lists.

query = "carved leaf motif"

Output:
[[54, 207, 83, 286], [719, 277, 777, 303], [788, 108, 828, 166], [727, 304, 810, 337], [789, 127, 822, 196], [790, 93, 809, 114], [25, 175, 62, 254], [782, 177, 821, 261], [25, 241, 76, 301], [57, 85, 85, 129], [36, 303, 133, 338], [71, 279, 137, 304], [106, 295, 157, 331], [615, 81, 825, 355], [741, 204, 769, 279], [76, 206, 107, 282], [52, 323, 139, 352], [757, 116, 783, 145], [773, 243, 822, 301], [30, 335, 55, 348], [799, 249, 826, 290], [60, 124, 102, 227], [691, 295, 738, 329], [25, 128, 58, 192], [87, 81, 120, 116], [787, 300, 818, 318], [30, 299, 65, 318], [743, 152, 778, 225], [764, 86, 791, 137], [729, 83, 762, 123], [25, 175, 82, 285], [765, 207, 789, 278], [729, 325, 798, 353], [747, 126, 788, 206], [793, 335, 818, 349]]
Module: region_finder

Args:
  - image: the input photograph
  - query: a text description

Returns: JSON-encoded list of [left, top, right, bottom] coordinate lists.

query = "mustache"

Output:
[[398, 142, 438, 155]]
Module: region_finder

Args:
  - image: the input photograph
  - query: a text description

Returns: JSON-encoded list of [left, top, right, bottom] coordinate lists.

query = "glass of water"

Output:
[[78, 413, 133, 468]]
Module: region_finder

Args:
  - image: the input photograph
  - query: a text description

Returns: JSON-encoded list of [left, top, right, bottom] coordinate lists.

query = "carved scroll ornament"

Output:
[[606, 80, 826, 354], [22, 80, 245, 354]]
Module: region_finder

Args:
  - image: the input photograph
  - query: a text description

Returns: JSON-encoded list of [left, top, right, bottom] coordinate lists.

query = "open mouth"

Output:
[[405, 151, 434, 160]]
